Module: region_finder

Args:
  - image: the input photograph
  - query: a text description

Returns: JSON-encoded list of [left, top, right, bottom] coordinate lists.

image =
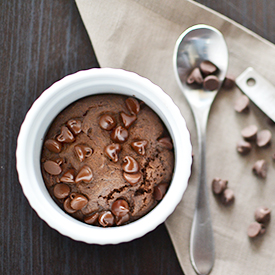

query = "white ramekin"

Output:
[[16, 68, 192, 244]]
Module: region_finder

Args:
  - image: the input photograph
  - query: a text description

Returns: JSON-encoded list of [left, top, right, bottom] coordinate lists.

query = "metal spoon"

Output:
[[173, 24, 228, 275]]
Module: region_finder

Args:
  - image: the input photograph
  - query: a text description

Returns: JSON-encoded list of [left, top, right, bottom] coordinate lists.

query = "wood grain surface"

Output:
[[1, 0, 274, 274]]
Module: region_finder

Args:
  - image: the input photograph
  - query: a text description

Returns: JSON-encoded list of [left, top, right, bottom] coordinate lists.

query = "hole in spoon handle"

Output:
[[236, 67, 275, 122]]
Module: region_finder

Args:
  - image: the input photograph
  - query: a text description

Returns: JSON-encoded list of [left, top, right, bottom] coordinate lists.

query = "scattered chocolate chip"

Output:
[[254, 206, 271, 224], [104, 143, 121, 162], [123, 172, 142, 185], [157, 137, 173, 150], [53, 183, 71, 199], [60, 169, 75, 183], [99, 114, 116, 131], [154, 183, 169, 201], [115, 213, 130, 226], [203, 75, 220, 91], [122, 156, 139, 173], [223, 75, 235, 89], [125, 97, 140, 115], [256, 129, 272, 147], [56, 126, 75, 143], [247, 221, 265, 238], [111, 199, 129, 217], [70, 193, 88, 210], [131, 140, 148, 155], [43, 160, 62, 175], [110, 126, 129, 143], [236, 140, 252, 155], [187, 67, 203, 84], [211, 178, 228, 195], [234, 95, 250, 113], [74, 145, 93, 162], [98, 211, 115, 227], [220, 188, 235, 205], [252, 159, 267, 178], [120, 112, 137, 128], [241, 125, 258, 141], [67, 119, 82, 135], [200, 60, 217, 75], [84, 212, 99, 225], [75, 165, 93, 183], [44, 139, 62, 153], [63, 197, 77, 214]]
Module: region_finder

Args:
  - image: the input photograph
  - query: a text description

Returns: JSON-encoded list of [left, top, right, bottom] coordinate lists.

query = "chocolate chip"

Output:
[[241, 125, 258, 141], [122, 156, 139, 173], [236, 140, 252, 155], [254, 206, 271, 224], [98, 211, 115, 227], [252, 159, 267, 178], [120, 112, 137, 128], [203, 75, 219, 91], [43, 160, 62, 175], [60, 169, 75, 183], [99, 114, 116, 130], [74, 145, 93, 162], [222, 75, 235, 89], [70, 193, 88, 210], [115, 213, 130, 226], [157, 137, 173, 150], [84, 212, 99, 225], [63, 197, 77, 214], [199, 60, 217, 75], [111, 199, 129, 217], [110, 126, 129, 143], [56, 126, 75, 143], [234, 95, 250, 113], [125, 97, 140, 115], [211, 178, 228, 195], [256, 129, 272, 147], [131, 140, 148, 155], [66, 119, 82, 135], [44, 139, 62, 153], [187, 67, 203, 84], [123, 172, 142, 185], [75, 165, 93, 183], [247, 221, 265, 238], [154, 182, 169, 201], [104, 143, 121, 162], [53, 183, 70, 199], [220, 188, 235, 205]]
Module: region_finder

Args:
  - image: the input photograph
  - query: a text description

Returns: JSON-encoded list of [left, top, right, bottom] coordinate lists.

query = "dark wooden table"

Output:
[[1, 0, 275, 274]]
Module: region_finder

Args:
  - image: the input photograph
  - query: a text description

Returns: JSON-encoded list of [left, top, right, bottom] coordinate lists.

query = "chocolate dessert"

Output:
[[41, 94, 174, 227]]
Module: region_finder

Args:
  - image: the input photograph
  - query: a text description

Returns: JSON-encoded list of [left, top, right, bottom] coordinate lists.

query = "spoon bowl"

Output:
[[174, 24, 228, 107], [173, 24, 228, 275]]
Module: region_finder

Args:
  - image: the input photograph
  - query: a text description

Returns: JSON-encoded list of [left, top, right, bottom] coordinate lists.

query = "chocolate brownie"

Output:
[[41, 94, 174, 227]]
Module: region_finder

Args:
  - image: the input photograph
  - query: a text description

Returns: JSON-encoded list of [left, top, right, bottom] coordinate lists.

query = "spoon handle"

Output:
[[190, 106, 215, 275]]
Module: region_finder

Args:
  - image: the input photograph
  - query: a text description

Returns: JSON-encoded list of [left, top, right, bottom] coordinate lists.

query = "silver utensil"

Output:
[[173, 24, 228, 275], [236, 67, 275, 122]]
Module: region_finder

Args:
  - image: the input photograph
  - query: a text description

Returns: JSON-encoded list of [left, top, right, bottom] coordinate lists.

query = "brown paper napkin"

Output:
[[75, 0, 275, 274]]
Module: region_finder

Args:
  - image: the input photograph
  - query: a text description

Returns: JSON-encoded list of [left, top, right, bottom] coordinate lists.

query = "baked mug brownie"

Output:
[[41, 94, 174, 227]]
